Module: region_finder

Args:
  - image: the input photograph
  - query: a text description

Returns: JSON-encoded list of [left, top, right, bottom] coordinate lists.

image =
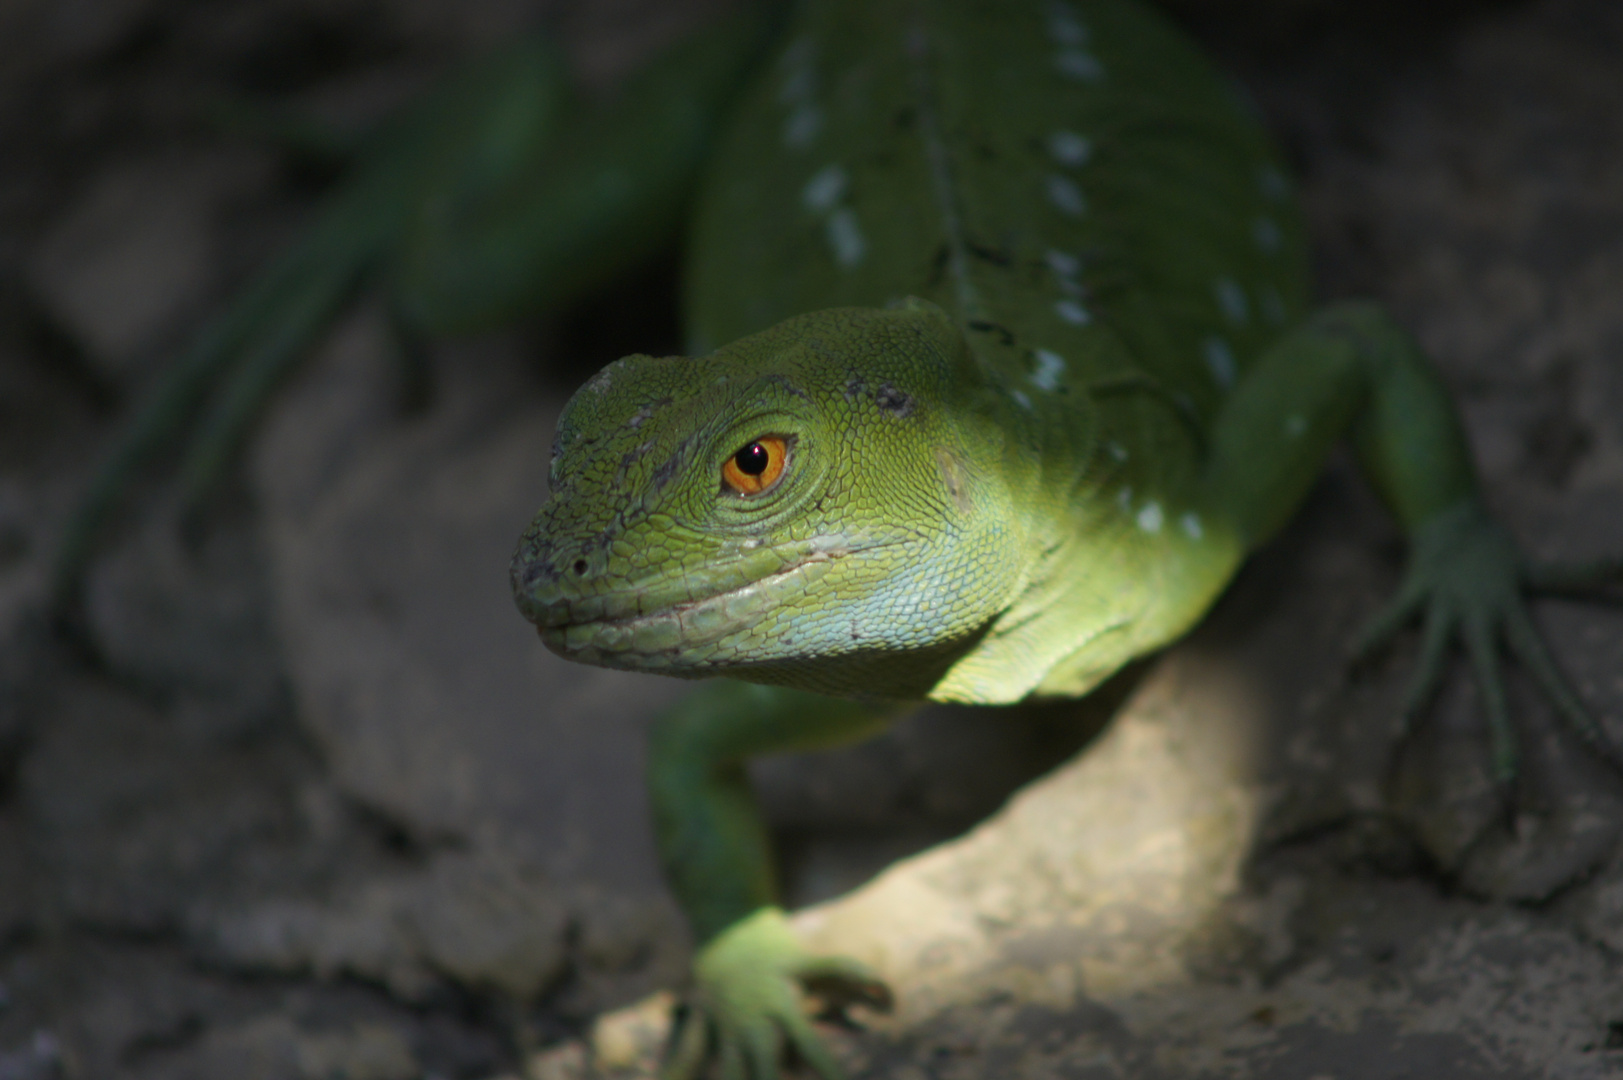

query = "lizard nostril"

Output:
[[573, 559, 589, 576]]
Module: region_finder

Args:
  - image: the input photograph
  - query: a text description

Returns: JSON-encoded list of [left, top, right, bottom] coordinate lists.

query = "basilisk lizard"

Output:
[[509, 2, 1621, 1077], [51, 0, 1618, 1076]]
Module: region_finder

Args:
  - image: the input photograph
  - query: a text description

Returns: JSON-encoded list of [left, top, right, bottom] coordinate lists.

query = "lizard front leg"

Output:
[[1202, 301, 1621, 824], [649, 680, 902, 1080]]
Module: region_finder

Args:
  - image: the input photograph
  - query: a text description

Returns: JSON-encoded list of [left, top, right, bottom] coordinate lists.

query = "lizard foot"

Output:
[[1351, 498, 1623, 895], [664, 907, 891, 1080], [1352, 497, 1623, 786]]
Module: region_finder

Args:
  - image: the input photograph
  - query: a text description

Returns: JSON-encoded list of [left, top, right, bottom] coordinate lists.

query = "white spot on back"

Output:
[[782, 106, 823, 149], [1214, 277, 1249, 324], [1055, 49, 1106, 82], [826, 208, 866, 267], [1047, 130, 1093, 167], [1054, 299, 1090, 325], [1137, 501, 1164, 533], [1252, 216, 1282, 253], [801, 164, 848, 212], [1012, 389, 1034, 411], [1285, 413, 1307, 438], [1045, 249, 1081, 278], [1180, 512, 1204, 539], [1204, 336, 1237, 388], [1108, 442, 1128, 462], [1031, 349, 1066, 391], [777, 39, 821, 149], [1046, 175, 1086, 217]]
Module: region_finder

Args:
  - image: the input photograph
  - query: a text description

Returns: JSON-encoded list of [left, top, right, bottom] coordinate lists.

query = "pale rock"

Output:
[[580, 616, 1623, 1077], [194, 848, 573, 1002], [29, 151, 271, 379], [249, 305, 691, 1003], [251, 306, 689, 884], [82, 500, 287, 734]]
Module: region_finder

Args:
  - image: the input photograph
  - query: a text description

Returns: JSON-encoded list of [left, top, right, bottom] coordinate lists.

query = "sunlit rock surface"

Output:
[[576, 599, 1623, 1077]]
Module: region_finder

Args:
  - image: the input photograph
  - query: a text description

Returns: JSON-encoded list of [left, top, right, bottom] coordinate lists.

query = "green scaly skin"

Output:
[[509, 2, 1622, 1077]]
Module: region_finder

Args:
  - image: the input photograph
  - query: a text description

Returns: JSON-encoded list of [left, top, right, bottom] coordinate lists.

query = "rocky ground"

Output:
[[2, 0, 1623, 1077]]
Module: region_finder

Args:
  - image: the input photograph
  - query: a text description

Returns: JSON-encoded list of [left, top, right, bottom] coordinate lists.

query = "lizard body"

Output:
[[521, 0, 1307, 705], [509, 3, 1620, 1078]]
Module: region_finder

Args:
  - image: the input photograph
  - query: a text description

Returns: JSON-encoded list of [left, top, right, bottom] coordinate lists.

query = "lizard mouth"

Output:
[[516, 534, 878, 673]]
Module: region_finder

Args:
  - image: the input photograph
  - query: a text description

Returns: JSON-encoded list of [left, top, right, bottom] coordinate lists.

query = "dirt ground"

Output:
[[2, 0, 1622, 1077]]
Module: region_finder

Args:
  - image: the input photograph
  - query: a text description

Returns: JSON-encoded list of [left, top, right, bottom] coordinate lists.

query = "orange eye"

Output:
[[722, 436, 788, 495]]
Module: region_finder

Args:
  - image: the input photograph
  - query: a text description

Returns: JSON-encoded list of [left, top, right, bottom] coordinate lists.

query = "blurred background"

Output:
[[1, 0, 1622, 1077]]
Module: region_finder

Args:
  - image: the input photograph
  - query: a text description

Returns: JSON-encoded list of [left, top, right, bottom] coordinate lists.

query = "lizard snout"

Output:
[[509, 529, 595, 627]]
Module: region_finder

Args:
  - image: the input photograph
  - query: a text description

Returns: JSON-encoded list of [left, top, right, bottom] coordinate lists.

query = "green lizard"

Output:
[[508, 1, 1621, 1077]]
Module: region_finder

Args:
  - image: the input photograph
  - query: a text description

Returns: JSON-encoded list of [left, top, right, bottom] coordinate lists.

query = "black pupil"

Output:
[[735, 443, 770, 475]]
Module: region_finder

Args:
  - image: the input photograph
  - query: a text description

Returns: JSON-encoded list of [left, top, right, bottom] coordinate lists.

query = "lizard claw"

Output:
[[1350, 573, 1429, 669], [1525, 555, 1623, 596], [663, 908, 890, 1080], [1516, 557, 1623, 771], [800, 956, 894, 1026]]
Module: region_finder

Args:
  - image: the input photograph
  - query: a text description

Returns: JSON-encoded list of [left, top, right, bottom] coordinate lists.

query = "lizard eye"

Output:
[[722, 436, 788, 495]]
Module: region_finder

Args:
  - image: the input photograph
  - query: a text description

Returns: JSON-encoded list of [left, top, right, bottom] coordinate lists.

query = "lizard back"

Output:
[[686, 0, 1309, 440], [684, 0, 1310, 699]]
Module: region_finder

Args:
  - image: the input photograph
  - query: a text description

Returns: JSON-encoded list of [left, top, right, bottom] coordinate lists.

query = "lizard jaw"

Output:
[[520, 534, 873, 674]]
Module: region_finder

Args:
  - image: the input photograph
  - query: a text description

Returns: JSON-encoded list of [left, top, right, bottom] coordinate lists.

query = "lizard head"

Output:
[[510, 301, 1025, 700]]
